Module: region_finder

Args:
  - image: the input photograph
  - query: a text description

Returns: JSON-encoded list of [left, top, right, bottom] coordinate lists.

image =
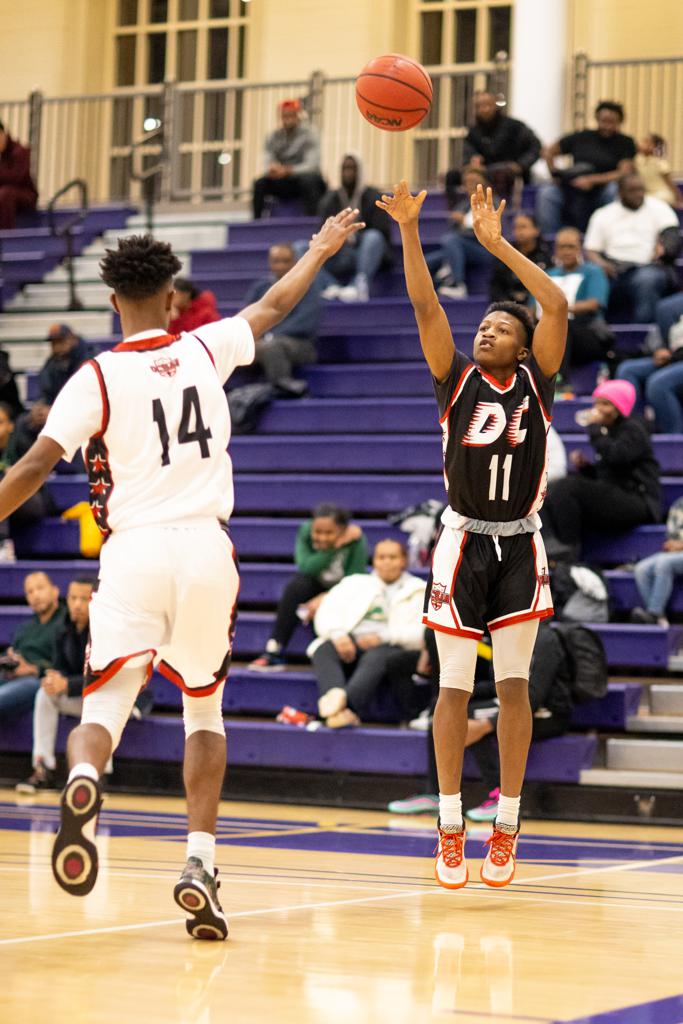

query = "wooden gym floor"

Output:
[[1, 789, 682, 1024]]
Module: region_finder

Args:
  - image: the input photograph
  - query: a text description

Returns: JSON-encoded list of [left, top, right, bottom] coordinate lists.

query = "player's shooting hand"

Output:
[[310, 208, 364, 258], [470, 184, 506, 251], [376, 180, 427, 225]]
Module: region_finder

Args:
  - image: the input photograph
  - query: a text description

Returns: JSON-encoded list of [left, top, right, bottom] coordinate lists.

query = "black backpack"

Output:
[[227, 383, 275, 434], [553, 623, 608, 704]]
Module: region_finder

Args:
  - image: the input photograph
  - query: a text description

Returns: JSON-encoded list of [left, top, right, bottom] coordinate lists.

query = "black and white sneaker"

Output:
[[51, 775, 103, 896], [174, 857, 228, 941]]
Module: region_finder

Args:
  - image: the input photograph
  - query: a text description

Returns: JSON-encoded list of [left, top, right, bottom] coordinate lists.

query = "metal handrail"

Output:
[[129, 124, 165, 234], [47, 177, 89, 312]]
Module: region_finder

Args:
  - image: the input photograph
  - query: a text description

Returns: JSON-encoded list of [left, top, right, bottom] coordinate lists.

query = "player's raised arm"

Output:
[[239, 208, 363, 340], [376, 181, 454, 382], [470, 184, 568, 376]]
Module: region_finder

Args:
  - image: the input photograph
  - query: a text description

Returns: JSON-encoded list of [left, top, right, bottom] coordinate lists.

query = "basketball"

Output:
[[355, 53, 433, 132]]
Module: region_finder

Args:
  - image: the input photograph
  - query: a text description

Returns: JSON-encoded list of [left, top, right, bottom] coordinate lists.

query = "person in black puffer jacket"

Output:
[[543, 379, 662, 561]]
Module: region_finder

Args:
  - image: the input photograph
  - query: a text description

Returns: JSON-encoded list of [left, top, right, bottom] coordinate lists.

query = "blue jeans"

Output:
[[618, 357, 683, 433], [634, 552, 683, 616], [535, 180, 617, 234], [610, 264, 673, 324], [656, 292, 683, 341], [311, 228, 387, 289], [426, 231, 494, 285], [0, 674, 41, 716]]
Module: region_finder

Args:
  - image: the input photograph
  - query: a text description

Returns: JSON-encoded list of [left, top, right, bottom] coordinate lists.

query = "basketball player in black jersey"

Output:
[[378, 182, 568, 889]]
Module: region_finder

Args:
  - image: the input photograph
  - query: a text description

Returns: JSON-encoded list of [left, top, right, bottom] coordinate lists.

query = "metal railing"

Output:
[[47, 178, 89, 311], [573, 53, 683, 174]]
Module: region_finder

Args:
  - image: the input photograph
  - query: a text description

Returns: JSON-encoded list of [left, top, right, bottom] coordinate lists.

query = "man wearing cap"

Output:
[[542, 379, 662, 560], [0, 121, 38, 230], [252, 100, 326, 219]]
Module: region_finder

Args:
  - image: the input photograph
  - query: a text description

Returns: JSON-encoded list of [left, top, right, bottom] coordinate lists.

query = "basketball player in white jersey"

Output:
[[0, 210, 362, 939], [378, 183, 567, 889]]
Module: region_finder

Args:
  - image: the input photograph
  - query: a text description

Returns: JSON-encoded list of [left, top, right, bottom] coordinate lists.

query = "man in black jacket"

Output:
[[17, 577, 96, 792], [315, 153, 393, 302], [448, 92, 541, 201]]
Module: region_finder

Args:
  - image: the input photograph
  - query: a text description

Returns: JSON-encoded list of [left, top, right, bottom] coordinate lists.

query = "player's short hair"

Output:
[[99, 235, 182, 300], [484, 301, 534, 349], [173, 277, 199, 299], [595, 100, 624, 122], [311, 503, 350, 527]]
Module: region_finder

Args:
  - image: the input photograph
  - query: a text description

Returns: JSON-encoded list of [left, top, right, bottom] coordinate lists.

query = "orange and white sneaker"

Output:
[[480, 824, 519, 888], [435, 824, 468, 889]]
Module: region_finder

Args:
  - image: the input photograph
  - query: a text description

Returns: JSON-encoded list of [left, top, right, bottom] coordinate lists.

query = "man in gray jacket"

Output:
[[252, 99, 326, 219]]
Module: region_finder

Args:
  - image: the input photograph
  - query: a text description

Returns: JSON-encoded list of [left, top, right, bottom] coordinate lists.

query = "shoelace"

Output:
[[435, 829, 465, 867], [485, 829, 516, 866]]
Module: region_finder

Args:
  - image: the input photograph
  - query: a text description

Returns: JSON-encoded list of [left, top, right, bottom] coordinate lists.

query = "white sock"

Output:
[[187, 831, 216, 875], [496, 794, 521, 831], [439, 792, 463, 831], [68, 762, 99, 784]]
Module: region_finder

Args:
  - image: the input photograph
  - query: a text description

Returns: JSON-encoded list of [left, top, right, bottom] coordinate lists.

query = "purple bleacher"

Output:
[[10, 518, 80, 556], [582, 525, 664, 564], [0, 560, 98, 594], [570, 682, 642, 729], [226, 211, 450, 248], [0, 711, 597, 781]]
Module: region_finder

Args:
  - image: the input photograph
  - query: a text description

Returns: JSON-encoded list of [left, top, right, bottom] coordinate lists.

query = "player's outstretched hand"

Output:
[[376, 180, 427, 224], [470, 184, 506, 250], [310, 208, 364, 258]]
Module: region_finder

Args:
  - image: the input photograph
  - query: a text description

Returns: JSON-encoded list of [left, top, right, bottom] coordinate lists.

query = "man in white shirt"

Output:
[[0, 210, 362, 939], [584, 173, 679, 322]]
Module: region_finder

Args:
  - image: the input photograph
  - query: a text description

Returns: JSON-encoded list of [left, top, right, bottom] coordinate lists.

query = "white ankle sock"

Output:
[[496, 794, 521, 830], [68, 762, 99, 784], [439, 792, 463, 831], [187, 831, 216, 875]]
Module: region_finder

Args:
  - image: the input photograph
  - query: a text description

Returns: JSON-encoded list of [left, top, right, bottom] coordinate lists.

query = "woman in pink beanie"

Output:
[[542, 378, 662, 560]]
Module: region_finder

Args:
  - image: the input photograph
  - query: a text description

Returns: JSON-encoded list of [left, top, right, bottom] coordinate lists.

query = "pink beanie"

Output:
[[592, 379, 636, 418]]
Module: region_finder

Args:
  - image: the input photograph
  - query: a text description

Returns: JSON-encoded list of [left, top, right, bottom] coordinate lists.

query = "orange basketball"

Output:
[[355, 53, 433, 132]]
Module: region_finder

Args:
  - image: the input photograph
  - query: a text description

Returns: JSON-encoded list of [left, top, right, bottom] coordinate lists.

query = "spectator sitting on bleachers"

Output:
[[542, 380, 662, 562], [426, 167, 495, 300], [0, 571, 64, 717], [0, 120, 38, 229], [489, 213, 552, 305], [252, 99, 326, 220], [547, 425, 568, 483], [16, 576, 98, 793], [0, 402, 54, 561], [617, 292, 683, 433], [249, 503, 368, 671], [315, 154, 392, 302], [630, 496, 683, 627], [446, 91, 540, 202], [584, 173, 680, 323], [536, 100, 636, 234], [168, 278, 220, 334], [635, 133, 682, 209], [242, 242, 321, 396], [308, 539, 425, 728], [543, 227, 613, 373], [0, 348, 23, 419]]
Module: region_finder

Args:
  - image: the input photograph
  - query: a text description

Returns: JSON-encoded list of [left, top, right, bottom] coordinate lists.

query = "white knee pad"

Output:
[[491, 619, 540, 683], [434, 630, 479, 693], [182, 683, 226, 739], [81, 665, 147, 752]]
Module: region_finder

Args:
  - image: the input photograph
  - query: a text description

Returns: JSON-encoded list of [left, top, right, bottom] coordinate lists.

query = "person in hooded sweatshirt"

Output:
[[315, 153, 393, 302], [169, 278, 220, 334]]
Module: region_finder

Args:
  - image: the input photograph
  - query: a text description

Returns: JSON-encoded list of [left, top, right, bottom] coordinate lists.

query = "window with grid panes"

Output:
[[111, 0, 250, 201], [413, 0, 512, 187]]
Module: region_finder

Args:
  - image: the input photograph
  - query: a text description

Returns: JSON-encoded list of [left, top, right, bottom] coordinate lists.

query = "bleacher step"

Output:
[[580, 768, 683, 790], [7, 282, 112, 311], [650, 685, 683, 715], [626, 715, 683, 733], [607, 737, 683, 772]]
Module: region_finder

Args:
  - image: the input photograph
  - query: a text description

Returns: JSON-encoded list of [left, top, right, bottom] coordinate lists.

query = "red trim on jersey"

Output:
[[487, 607, 553, 631], [86, 359, 110, 435], [478, 367, 516, 393], [422, 616, 484, 640], [83, 650, 155, 696], [520, 363, 552, 425], [113, 333, 179, 352], [157, 659, 225, 698], [439, 364, 476, 424], [193, 334, 216, 369]]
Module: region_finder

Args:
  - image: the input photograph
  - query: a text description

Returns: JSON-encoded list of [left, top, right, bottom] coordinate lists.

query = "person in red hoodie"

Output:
[[0, 121, 38, 229], [168, 278, 220, 334]]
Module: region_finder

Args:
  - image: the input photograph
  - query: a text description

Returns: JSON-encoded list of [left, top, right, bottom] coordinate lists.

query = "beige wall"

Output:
[[569, 0, 683, 59]]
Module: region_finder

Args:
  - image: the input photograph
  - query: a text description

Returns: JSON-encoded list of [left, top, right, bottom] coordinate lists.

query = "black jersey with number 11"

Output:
[[433, 350, 555, 522]]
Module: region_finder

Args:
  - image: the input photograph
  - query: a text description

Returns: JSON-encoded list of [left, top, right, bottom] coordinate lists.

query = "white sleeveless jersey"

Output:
[[41, 318, 254, 534]]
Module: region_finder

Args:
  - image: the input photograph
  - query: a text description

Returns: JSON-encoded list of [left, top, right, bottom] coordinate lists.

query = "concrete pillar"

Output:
[[509, 0, 568, 146]]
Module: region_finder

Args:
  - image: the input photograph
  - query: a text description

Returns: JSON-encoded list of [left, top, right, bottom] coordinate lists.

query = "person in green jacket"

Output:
[[249, 503, 368, 670], [0, 570, 65, 715]]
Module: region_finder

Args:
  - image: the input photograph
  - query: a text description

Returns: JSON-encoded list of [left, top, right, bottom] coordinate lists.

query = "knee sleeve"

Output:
[[434, 630, 479, 693], [491, 619, 540, 683], [81, 665, 147, 752], [182, 683, 225, 739]]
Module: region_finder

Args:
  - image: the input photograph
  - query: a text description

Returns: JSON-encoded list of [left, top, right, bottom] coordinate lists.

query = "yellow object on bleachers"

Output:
[[61, 501, 103, 558]]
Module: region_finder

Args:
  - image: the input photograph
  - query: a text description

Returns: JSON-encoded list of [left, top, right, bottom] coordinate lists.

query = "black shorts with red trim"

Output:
[[423, 527, 553, 638]]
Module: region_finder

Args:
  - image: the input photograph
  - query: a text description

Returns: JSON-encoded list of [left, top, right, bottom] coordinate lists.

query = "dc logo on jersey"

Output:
[[151, 357, 180, 377], [462, 397, 530, 448], [430, 581, 449, 611]]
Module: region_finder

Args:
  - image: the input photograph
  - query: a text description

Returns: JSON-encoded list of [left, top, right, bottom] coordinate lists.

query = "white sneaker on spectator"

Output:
[[434, 264, 452, 284], [352, 273, 369, 302], [438, 282, 468, 299], [322, 284, 342, 300], [337, 284, 359, 303], [318, 687, 347, 719], [408, 707, 433, 731], [0, 539, 16, 563]]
